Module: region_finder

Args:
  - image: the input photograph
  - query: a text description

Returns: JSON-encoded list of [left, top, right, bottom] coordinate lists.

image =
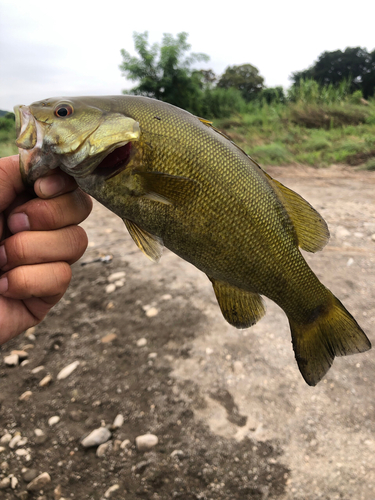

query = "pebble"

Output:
[[0, 447, 5, 453], [101, 333, 117, 343], [34, 429, 45, 437], [112, 414, 124, 429], [0, 477, 10, 489], [371, 233, 375, 242], [104, 484, 120, 498], [18, 437, 28, 447], [135, 434, 158, 452], [21, 360, 30, 367], [105, 283, 116, 294], [145, 307, 159, 318], [0, 433, 12, 444], [22, 468, 39, 482], [54, 484, 62, 499], [15, 449, 29, 456], [48, 416, 60, 427], [161, 294, 172, 300], [354, 232, 364, 238], [113, 440, 122, 452], [22, 344, 35, 350], [39, 374, 52, 387], [25, 327, 36, 338], [347, 257, 354, 266], [96, 441, 111, 457], [19, 391, 33, 402], [9, 434, 22, 448], [136, 338, 147, 347], [31, 366, 45, 374], [120, 439, 131, 449], [27, 472, 51, 491], [11, 476, 18, 489], [17, 492, 29, 500], [11, 350, 28, 360], [81, 427, 111, 448], [57, 361, 79, 380], [4, 354, 19, 366], [107, 271, 126, 282], [148, 352, 157, 359], [335, 226, 351, 238], [170, 449, 184, 458], [1, 461, 9, 470], [114, 279, 124, 287]]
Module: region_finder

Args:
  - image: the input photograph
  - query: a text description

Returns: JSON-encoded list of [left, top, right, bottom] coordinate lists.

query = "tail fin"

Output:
[[289, 293, 371, 386]]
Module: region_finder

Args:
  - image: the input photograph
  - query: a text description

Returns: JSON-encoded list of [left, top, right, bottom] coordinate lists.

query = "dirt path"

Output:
[[0, 165, 374, 499]]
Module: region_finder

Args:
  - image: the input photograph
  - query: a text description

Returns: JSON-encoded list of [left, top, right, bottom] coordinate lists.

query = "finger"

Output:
[[0, 261, 72, 300], [0, 225, 88, 272], [0, 155, 25, 212], [7, 189, 92, 233], [34, 170, 79, 199]]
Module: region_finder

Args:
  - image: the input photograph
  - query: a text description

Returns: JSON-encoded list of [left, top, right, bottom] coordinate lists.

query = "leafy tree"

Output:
[[217, 64, 264, 101], [291, 47, 375, 98], [120, 32, 210, 113]]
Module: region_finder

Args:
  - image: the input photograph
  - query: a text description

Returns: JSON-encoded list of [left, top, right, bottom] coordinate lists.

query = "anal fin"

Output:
[[210, 278, 266, 329], [123, 219, 163, 262]]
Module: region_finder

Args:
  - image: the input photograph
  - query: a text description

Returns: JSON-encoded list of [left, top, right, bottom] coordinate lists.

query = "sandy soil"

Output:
[[0, 165, 374, 500]]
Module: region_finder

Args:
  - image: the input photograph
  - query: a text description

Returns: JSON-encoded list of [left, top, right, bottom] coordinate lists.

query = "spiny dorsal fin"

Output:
[[134, 171, 200, 206], [210, 278, 266, 329], [123, 219, 163, 262], [267, 174, 330, 253]]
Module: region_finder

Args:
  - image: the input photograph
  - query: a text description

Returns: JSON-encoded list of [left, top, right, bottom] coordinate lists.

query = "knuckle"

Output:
[[11, 233, 29, 263]]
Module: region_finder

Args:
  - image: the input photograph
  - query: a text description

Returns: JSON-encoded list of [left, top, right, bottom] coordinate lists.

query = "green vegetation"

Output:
[[0, 112, 17, 158]]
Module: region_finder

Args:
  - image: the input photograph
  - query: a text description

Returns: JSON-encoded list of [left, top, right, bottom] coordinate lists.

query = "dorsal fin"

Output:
[[123, 219, 163, 262], [209, 278, 266, 329], [266, 174, 330, 253]]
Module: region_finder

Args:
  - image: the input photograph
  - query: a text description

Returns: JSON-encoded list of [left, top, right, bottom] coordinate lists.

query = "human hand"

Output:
[[0, 155, 92, 344]]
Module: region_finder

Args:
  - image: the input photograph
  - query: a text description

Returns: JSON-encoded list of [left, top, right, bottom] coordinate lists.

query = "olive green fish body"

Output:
[[14, 95, 371, 385]]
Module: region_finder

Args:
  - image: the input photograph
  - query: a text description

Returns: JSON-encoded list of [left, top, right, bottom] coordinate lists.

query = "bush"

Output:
[[201, 87, 247, 119]]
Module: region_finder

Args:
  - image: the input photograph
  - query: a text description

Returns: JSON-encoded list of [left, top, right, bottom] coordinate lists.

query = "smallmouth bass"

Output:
[[14, 96, 371, 385]]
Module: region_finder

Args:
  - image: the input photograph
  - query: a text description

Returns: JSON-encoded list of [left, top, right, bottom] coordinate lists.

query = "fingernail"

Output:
[[0, 277, 8, 294], [8, 213, 30, 233], [38, 175, 66, 197], [0, 245, 7, 268]]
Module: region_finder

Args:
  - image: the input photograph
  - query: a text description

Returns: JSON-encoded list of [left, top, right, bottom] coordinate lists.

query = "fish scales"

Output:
[[14, 95, 371, 385]]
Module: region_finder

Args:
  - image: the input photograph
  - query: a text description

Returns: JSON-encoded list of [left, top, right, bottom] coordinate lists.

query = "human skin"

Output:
[[0, 155, 92, 344]]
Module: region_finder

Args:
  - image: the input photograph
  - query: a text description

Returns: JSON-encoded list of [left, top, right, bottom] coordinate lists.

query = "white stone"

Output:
[[104, 484, 120, 498], [114, 280, 125, 287], [81, 427, 111, 448], [0, 433, 12, 444], [26, 472, 51, 491], [0, 447, 5, 453], [57, 361, 79, 380], [347, 257, 354, 267], [161, 294, 172, 300], [105, 283, 116, 294], [112, 414, 124, 429], [17, 438, 28, 447], [120, 439, 131, 449], [4, 354, 19, 366], [15, 448, 29, 456], [335, 226, 351, 238], [9, 435, 21, 448], [371, 233, 375, 242], [107, 271, 126, 282], [136, 338, 147, 347], [11, 476, 18, 489], [20, 360, 30, 367], [39, 374, 52, 387], [96, 441, 111, 457], [0, 477, 10, 489], [145, 307, 159, 318], [354, 232, 364, 238], [48, 416, 60, 427], [170, 449, 184, 458], [135, 434, 158, 452], [34, 429, 45, 437], [205, 347, 214, 355], [19, 391, 33, 402], [31, 366, 45, 374]]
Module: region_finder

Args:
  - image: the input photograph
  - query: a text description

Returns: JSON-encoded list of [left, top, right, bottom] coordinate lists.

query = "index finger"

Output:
[[0, 155, 25, 212]]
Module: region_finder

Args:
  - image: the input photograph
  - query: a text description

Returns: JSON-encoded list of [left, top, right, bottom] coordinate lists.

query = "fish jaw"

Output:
[[14, 101, 141, 184]]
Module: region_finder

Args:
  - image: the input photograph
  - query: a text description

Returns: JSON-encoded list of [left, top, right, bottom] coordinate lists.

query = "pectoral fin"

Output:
[[267, 175, 330, 252], [123, 219, 163, 262], [210, 278, 266, 329], [134, 171, 200, 206]]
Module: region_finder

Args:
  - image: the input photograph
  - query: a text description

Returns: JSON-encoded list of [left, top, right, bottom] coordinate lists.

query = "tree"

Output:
[[120, 32, 210, 113], [291, 47, 375, 98], [217, 64, 264, 101]]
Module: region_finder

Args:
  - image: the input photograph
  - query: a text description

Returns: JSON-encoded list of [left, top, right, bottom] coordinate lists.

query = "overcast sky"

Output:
[[1, 0, 374, 112]]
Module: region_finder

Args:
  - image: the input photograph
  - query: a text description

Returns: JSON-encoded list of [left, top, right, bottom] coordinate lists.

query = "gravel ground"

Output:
[[0, 165, 374, 500]]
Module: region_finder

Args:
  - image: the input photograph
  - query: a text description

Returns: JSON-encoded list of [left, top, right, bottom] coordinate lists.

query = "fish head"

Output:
[[14, 97, 141, 184]]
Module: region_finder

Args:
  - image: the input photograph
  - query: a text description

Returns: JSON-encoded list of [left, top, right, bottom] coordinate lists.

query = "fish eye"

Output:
[[55, 104, 74, 118]]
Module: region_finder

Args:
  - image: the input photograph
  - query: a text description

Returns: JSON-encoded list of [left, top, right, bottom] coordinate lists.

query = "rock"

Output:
[[105, 283, 116, 294], [0, 461, 9, 470], [54, 484, 62, 500], [21, 360, 30, 367], [0, 433, 12, 444], [0, 447, 5, 453], [34, 429, 47, 445], [9, 434, 22, 448], [81, 427, 111, 448], [335, 226, 351, 238], [114, 280, 124, 287], [22, 468, 39, 482], [112, 414, 124, 429], [11, 476, 18, 489], [347, 257, 354, 267], [135, 434, 158, 452], [31, 366, 45, 374], [107, 271, 126, 282], [0, 477, 10, 489], [26, 472, 51, 491], [11, 350, 28, 360], [133, 460, 149, 473], [22, 344, 35, 351], [15, 448, 29, 456], [104, 484, 120, 498], [96, 441, 111, 457], [48, 416, 60, 427], [69, 410, 83, 422], [145, 307, 159, 318], [17, 438, 28, 447], [354, 232, 364, 238], [4, 354, 19, 366], [148, 352, 157, 359], [19, 391, 33, 402], [39, 374, 52, 387], [113, 440, 122, 452], [170, 449, 184, 458], [120, 439, 131, 449], [34, 429, 45, 437], [161, 294, 172, 300], [17, 491, 29, 500], [371, 233, 375, 242], [57, 361, 79, 380], [101, 333, 117, 343], [25, 327, 36, 337], [136, 338, 147, 347]]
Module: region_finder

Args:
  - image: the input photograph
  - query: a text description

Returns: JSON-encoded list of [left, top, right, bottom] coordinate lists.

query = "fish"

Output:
[[14, 95, 371, 385]]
